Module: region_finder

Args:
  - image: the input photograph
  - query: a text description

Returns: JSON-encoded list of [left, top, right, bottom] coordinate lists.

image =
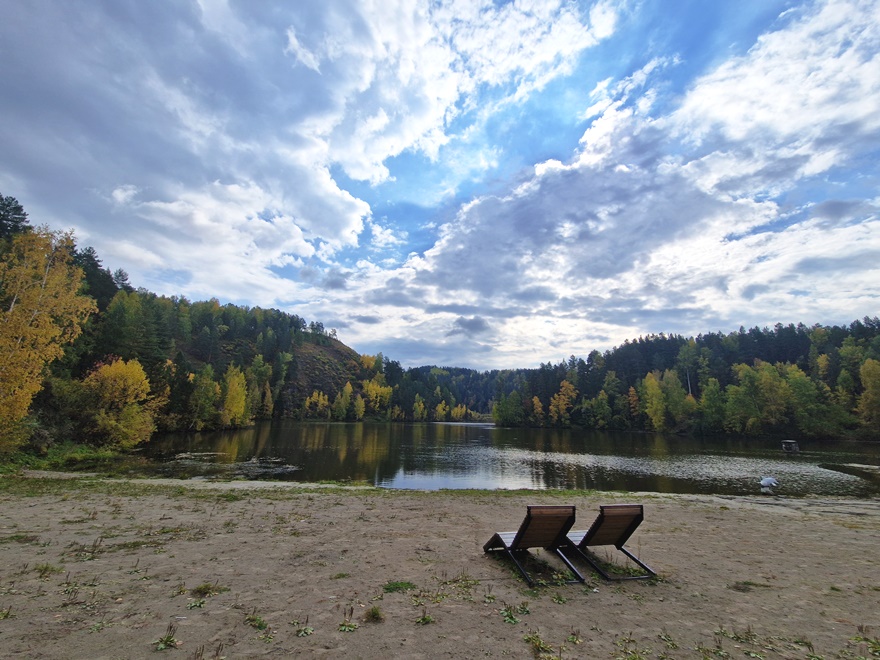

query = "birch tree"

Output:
[[0, 228, 95, 449]]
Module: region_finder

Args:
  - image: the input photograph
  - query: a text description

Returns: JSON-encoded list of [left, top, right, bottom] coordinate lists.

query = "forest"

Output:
[[1, 192, 879, 458]]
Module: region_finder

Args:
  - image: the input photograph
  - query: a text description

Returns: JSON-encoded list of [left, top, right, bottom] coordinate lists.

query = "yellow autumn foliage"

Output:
[[82, 358, 157, 449], [0, 228, 96, 450]]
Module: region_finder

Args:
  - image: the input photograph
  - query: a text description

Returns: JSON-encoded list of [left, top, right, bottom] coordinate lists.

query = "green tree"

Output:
[[857, 359, 880, 431], [73, 246, 119, 311], [160, 352, 194, 429], [835, 369, 857, 411], [353, 393, 365, 421], [0, 228, 96, 449], [332, 382, 353, 421], [676, 339, 700, 396], [642, 371, 666, 431], [493, 390, 524, 426], [698, 378, 726, 433], [838, 337, 865, 389], [599, 370, 623, 424], [724, 361, 791, 434], [782, 363, 844, 437], [189, 365, 220, 430], [0, 194, 29, 239], [412, 393, 427, 421], [100, 290, 145, 360], [661, 369, 694, 431], [245, 355, 272, 419], [112, 268, 133, 292], [590, 390, 612, 429]]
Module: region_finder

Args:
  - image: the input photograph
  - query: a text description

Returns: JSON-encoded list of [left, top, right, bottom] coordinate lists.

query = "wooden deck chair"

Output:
[[483, 505, 583, 586], [560, 504, 655, 580]]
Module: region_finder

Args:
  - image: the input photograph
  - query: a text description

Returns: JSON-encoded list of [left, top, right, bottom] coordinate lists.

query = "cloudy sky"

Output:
[[2, 0, 879, 370]]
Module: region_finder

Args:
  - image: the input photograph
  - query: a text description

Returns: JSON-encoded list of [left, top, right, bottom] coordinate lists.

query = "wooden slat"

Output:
[[513, 505, 575, 549], [579, 504, 643, 548]]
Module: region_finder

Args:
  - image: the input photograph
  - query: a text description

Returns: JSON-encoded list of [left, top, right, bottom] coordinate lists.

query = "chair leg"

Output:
[[619, 546, 655, 578], [551, 548, 586, 583], [563, 545, 612, 580], [504, 549, 534, 587], [563, 545, 653, 581]]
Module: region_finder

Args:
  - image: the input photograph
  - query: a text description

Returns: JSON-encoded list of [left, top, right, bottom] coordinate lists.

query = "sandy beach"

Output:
[[1, 472, 878, 659]]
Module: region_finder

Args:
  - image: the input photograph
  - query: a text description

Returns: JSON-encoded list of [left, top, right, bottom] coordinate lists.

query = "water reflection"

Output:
[[145, 422, 880, 497]]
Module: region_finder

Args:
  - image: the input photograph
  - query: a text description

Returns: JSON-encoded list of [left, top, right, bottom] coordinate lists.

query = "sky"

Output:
[[1, 0, 879, 371]]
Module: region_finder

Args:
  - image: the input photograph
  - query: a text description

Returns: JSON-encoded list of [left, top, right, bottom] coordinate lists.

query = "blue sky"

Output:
[[2, 0, 878, 370]]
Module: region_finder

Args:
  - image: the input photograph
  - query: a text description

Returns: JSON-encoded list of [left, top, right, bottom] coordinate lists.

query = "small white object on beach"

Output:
[[760, 476, 779, 493]]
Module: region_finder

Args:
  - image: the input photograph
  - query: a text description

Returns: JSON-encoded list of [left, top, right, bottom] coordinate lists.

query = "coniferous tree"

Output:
[[73, 246, 119, 311], [0, 194, 29, 239]]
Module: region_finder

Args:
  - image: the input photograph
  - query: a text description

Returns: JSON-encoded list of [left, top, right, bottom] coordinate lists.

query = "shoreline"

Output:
[[15, 469, 880, 510], [1, 472, 879, 658]]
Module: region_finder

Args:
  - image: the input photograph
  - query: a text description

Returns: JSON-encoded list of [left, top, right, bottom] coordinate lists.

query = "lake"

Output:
[[144, 421, 880, 497]]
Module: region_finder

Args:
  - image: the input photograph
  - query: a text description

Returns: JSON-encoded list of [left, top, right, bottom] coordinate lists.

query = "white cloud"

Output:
[[589, 1, 618, 40], [2, 0, 878, 370], [334, 0, 880, 368], [111, 241, 167, 270], [285, 29, 322, 71], [281, 1, 462, 185], [369, 220, 407, 249], [434, 0, 605, 90], [1, 1, 618, 305], [313, 0, 616, 184], [195, 0, 252, 55], [104, 181, 320, 303], [110, 185, 139, 206], [673, 0, 880, 195]]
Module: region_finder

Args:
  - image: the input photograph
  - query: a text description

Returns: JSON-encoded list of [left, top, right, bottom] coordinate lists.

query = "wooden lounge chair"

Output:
[[483, 505, 583, 586], [560, 504, 655, 580]]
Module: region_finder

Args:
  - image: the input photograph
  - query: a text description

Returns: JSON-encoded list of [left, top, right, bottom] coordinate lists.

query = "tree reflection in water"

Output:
[[147, 422, 880, 497]]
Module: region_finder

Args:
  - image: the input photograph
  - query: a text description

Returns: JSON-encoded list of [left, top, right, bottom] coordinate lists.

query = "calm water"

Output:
[[144, 422, 880, 497]]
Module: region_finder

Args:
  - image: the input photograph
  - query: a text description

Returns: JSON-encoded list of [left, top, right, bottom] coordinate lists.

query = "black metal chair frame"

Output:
[[483, 505, 584, 586], [560, 504, 655, 581]]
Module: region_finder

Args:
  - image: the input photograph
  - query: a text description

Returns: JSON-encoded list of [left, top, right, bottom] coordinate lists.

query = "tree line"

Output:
[[0, 194, 366, 453], [488, 325, 880, 439], [2, 192, 879, 457]]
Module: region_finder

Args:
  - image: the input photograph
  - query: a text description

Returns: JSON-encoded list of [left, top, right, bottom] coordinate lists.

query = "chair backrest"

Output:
[[511, 505, 576, 550], [580, 504, 644, 549]]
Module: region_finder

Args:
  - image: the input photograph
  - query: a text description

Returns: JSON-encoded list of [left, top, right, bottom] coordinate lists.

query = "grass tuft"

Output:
[[383, 580, 416, 593], [364, 605, 384, 623], [190, 581, 228, 598]]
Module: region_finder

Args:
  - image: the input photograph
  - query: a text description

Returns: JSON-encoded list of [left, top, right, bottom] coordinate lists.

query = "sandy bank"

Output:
[[0, 473, 878, 658]]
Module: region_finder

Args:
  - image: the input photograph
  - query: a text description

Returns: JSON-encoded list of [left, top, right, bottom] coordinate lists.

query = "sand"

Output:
[[0, 472, 879, 659]]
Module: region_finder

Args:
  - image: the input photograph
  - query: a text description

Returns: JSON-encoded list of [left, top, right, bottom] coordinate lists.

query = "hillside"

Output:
[[278, 339, 365, 417]]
